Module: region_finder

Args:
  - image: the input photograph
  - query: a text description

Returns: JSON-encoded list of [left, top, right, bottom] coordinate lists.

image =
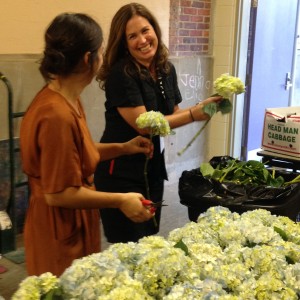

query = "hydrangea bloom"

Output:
[[136, 110, 171, 137], [12, 272, 60, 300], [13, 207, 300, 299], [214, 73, 245, 99]]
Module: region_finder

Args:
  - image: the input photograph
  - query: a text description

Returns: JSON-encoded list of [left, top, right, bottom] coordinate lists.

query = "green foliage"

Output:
[[174, 239, 189, 256], [203, 98, 233, 118], [273, 226, 288, 241], [285, 256, 296, 265], [200, 159, 285, 187], [284, 174, 300, 185], [218, 98, 232, 114], [42, 287, 63, 300], [203, 102, 218, 117]]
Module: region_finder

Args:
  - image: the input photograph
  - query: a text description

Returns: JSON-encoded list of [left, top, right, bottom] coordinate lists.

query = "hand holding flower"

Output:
[[123, 136, 154, 158], [203, 73, 245, 117], [190, 96, 223, 121], [178, 74, 245, 156]]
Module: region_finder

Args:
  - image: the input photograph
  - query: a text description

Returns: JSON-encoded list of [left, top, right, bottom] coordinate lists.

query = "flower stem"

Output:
[[143, 133, 158, 227], [177, 120, 210, 156], [144, 155, 150, 200]]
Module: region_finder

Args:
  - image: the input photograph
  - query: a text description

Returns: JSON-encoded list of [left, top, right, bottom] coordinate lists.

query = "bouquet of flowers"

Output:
[[13, 207, 300, 300], [177, 73, 245, 156]]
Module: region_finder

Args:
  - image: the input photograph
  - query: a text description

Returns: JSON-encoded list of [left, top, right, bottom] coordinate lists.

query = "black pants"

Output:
[[96, 177, 164, 243]]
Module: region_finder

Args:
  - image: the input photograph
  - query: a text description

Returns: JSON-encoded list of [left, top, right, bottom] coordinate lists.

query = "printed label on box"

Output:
[[261, 107, 300, 158]]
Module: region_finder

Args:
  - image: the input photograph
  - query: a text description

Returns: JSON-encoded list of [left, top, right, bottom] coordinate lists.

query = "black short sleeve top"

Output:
[[98, 60, 182, 182]]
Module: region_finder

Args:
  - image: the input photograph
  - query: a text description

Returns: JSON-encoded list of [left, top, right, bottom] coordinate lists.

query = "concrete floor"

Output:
[[0, 182, 190, 299]]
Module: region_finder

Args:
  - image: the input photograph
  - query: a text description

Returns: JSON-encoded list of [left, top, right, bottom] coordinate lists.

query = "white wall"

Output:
[[0, 0, 169, 54], [0, 0, 170, 141], [210, 0, 244, 159], [0, 0, 242, 170]]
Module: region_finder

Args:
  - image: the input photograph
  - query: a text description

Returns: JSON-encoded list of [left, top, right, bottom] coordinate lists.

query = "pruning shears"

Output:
[[141, 199, 168, 208], [141, 199, 168, 214]]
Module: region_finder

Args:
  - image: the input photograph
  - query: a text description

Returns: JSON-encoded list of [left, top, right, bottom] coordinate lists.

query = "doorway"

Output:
[[240, 0, 300, 161]]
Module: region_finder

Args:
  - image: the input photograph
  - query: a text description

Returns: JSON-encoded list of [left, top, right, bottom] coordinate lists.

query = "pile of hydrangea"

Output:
[[13, 206, 300, 299]]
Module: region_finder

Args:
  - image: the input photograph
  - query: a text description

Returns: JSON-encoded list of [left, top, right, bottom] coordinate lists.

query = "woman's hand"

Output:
[[123, 136, 154, 158], [190, 96, 223, 121], [118, 193, 154, 222]]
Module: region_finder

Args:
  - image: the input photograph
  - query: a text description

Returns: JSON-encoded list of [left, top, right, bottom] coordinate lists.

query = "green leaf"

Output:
[[174, 239, 189, 256], [274, 226, 288, 241], [285, 256, 296, 265], [211, 169, 224, 181], [203, 102, 218, 117], [268, 176, 285, 188], [262, 168, 270, 182], [217, 98, 232, 114], [246, 241, 257, 248], [42, 288, 63, 300], [200, 162, 215, 177], [284, 174, 300, 186]]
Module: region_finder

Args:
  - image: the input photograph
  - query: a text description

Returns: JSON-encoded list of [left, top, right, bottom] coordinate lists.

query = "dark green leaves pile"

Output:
[[200, 159, 285, 187]]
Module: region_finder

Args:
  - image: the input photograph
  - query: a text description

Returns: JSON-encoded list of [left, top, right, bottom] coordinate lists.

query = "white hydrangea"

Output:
[[12, 272, 59, 300], [13, 206, 300, 299], [136, 110, 171, 137], [214, 73, 245, 99]]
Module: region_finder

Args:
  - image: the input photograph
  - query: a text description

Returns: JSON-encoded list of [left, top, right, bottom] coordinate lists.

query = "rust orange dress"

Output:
[[20, 86, 100, 276]]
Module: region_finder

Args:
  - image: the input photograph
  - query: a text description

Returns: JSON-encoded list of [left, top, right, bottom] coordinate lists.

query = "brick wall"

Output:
[[169, 0, 211, 56]]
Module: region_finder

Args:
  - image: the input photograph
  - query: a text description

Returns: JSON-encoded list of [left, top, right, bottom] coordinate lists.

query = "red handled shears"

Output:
[[142, 199, 168, 227], [141, 199, 168, 214], [141, 199, 168, 208]]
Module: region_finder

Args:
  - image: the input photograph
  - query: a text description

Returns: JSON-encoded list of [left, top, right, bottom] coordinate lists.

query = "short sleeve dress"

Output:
[[20, 86, 100, 276]]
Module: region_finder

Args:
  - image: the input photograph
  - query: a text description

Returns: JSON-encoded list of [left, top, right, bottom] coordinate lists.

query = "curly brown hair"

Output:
[[96, 3, 170, 90]]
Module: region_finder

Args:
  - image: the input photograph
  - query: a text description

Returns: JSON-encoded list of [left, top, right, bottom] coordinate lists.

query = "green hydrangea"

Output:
[[214, 73, 245, 99], [12, 272, 60, 300], [136, 111, 171, 137]]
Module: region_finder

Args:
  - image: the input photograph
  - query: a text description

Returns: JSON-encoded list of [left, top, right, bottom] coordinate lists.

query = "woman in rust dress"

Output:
[[20, 13, 153, 276]]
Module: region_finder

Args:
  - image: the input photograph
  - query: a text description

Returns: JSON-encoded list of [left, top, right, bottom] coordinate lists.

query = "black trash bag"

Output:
[[178, 168, 247, 207], [179, 156, 299, 207], [209, 155, 236, 169], [244, 183, 298, 204]]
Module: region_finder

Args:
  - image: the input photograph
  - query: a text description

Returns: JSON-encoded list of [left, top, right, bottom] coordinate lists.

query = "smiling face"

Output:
[[125, 15, 158, 68]]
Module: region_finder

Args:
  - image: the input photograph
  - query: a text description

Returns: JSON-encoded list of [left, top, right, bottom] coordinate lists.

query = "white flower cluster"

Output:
[[13, 207, 300, 299], [12, 272, 60, 299], [136, 110, 171, 137], [214, 73, 245, 99]]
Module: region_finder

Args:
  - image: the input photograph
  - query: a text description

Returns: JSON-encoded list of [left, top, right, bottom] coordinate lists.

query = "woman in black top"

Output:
[[94, 3, 221, 243]]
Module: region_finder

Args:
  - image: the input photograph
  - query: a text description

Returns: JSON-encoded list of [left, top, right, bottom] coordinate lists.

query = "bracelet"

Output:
[[189, 109, 195, 122]]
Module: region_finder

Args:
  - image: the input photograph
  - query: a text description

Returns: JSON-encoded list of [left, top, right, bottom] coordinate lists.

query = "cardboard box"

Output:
[[261, 107, 300, 158]]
